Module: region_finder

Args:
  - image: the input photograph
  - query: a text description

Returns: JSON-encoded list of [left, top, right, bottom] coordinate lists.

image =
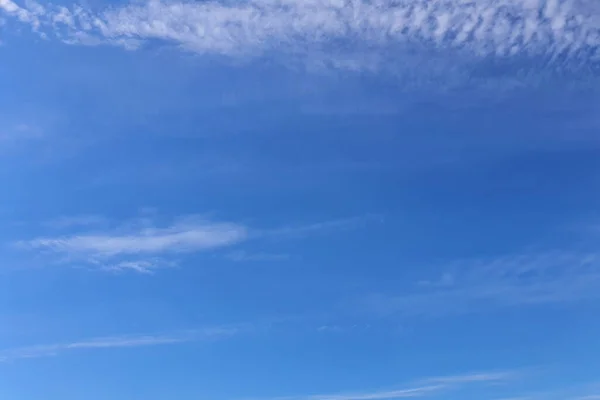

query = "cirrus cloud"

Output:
[[1, 0, 599, 75], [14, 215, 248, 273]]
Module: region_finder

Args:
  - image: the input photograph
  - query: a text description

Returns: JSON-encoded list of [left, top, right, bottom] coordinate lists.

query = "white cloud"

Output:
[[0, 0, 45, 31], [0, 0, 31, 21], [0, 326, 239, 362], [15, 214, 370, 272], [367, 250, 600, 317], [1, 0, 599, 73], [19, 217, 248, 257], [15, 215, 248, 272]]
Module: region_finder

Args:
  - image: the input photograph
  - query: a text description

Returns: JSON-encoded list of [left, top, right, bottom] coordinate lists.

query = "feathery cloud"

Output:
[[14, 213, 372, 272], [0, 326, 239, 362], [18, 217, 248, 257], [14, 215, 248, 273], [367, 250, 600, 317], [1, 0, 599, 74]]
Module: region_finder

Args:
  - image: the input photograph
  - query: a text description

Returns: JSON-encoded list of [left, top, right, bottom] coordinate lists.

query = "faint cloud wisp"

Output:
[[256, 370, 518, 400], [0, 326, 241, 363], [367, 250, 600, 317]]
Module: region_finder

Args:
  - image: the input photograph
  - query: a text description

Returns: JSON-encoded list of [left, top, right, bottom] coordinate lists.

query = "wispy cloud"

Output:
[[256, 370, 517, 400], [264, 215, 381, 239], [367, 250, 600, 317], [0, 326, 239, 363], [14, 214, 247, 273], [21, 218, 247, 257], [225, 250, 291, 262], [298, 386, 444, 400], [17, 215, 247, 264], [95, 259, 176, 274], [421, 371, 518, 385], [15, 213, 371, 272], [1, 0, 599, 74]]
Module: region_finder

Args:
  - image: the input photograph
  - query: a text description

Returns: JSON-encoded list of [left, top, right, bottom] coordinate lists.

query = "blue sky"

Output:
[[1, 0, 600, 399]]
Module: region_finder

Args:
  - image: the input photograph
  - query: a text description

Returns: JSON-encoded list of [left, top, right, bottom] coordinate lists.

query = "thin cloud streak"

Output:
[[14, 215, 247, 273], [367, 250, 600, 317], [256, 370, 517, 400], [225, 250, 291, 262], [422, 371, 518, 385], [0, 327, 240, 363], [307, 386, 444, 400], [20, 221, 248, 256], [14, 214, 371, 272], [262, 215, 382, 239]]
